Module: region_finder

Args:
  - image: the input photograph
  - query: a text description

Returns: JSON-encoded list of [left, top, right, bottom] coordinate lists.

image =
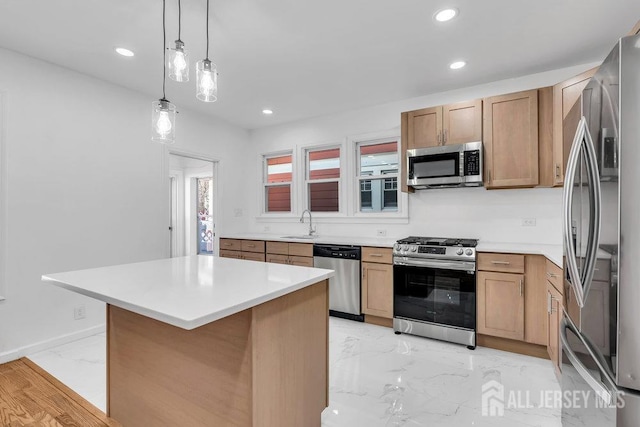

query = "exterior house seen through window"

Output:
[[264, 154, 292, 213], [357, 140, 399, 212], [307, 147, 340, 212]]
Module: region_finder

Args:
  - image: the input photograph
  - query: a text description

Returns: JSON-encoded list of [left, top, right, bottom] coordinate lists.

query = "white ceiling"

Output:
[[1, 0, 639, 130]]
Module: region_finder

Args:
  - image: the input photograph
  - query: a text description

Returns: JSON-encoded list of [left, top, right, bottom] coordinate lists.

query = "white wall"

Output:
[[0, 47, 251, 361], [248, 62, 601, 244]]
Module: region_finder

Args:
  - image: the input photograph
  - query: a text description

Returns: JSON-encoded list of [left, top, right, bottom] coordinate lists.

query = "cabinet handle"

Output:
[[369, 253, 383, 257], [247, 244, 256, 248], [519, 279, 524, 297], [491, 261, 511, 265], [547, 293, 552, 314], [551, 299, 557, 314], [555, 164, 561, 178], [363, 268, 367, 280], [443, 129, 447, 145], [223, 242, 231, 246], [437, 132, 442, 145], [546, 271, 559, 278]]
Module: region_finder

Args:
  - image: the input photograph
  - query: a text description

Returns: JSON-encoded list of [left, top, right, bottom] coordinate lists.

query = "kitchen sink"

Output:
[[280, 235, 317, 240]]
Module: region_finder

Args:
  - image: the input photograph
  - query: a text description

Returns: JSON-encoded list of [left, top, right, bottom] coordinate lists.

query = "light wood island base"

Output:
[[107, 280, 329, 427]]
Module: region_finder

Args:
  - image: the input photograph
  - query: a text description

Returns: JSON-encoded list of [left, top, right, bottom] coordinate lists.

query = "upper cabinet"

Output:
[[406, 99, 482, 149], [550, 68, 598, 186], [483, 89, 542, 189]]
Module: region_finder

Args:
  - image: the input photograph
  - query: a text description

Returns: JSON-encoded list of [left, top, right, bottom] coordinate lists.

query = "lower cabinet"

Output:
[[265, 241, 314, 267], [477, 271, 525, 340], [219, 239, 266, 262], [362, 262, 393, 318], [547, 280, 563, 373]]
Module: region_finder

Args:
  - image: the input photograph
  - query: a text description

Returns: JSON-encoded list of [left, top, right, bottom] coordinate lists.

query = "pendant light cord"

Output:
[[178, 0, 182, 41], [162, 0, 167, 100], [206, 0, 210, 60]]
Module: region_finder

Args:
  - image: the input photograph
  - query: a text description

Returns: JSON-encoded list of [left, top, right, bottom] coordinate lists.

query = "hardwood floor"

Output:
[[0, 358, 120, 427]]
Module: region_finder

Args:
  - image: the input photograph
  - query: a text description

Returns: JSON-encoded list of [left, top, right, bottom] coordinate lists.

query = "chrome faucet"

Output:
[[300, 209, 316, 236]]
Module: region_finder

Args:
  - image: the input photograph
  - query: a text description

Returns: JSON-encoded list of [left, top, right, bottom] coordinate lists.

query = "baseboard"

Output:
[[364, 314, 393, 328], [0, 323, 106, 364], [477, 334, 549, 359]]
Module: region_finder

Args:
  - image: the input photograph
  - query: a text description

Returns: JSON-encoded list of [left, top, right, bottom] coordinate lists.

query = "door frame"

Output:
[[164, 148, 219, 258]]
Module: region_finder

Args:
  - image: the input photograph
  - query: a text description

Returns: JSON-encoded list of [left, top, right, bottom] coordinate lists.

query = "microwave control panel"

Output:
[[463, 150, 481, 176]]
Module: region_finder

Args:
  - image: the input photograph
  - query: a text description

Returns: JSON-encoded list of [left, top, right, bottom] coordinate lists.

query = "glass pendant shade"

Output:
[[167, 40, 189, 82], [151, 99, 176, 144], [196, 59, 218, 102]]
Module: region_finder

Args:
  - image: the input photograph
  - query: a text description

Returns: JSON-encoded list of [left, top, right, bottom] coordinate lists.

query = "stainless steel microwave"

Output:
[[407, 141, 483, 189]]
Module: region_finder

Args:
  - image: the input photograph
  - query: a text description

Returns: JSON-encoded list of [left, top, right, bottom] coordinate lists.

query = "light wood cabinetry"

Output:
[[266, 241, 314, 266], [477, 253, 547, 347], [547, 280, 563, 373], [628, 19, 640, 35], [550, 68, 598, 186], [361, 247, 394, 320], [219, 239, 266, 262], [483, 89, 541, 188], [406, 100, 482, 150], [477, 271, 525, 340]]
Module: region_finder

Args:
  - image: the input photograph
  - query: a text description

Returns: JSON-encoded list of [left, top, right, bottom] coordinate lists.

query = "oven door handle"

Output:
[[394, 258, 476, 272]]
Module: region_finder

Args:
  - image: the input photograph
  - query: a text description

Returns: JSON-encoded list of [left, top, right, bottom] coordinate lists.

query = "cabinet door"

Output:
[[442, 99, 482, 145], [407, 107, 442, 149], [552, 68, 597, 186], [483, 90, 539, 188], [547, 282, 562, 373], [477, 271, 525, 340], [266, 254, 288, 265], [242, 252, 265, 262], [361, 262, 393, 318], [220, 239, 242, 251], [220, 249, 242, 259], [288, 256, 314, 267]]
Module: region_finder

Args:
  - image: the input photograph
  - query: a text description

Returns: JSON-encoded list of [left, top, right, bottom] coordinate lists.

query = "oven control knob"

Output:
[[410, 246, 417, 252], [402, 245, 409, 251], [394, 243, 400, 251], [465, 249, 473, 256], [456, 248, 464, 255]]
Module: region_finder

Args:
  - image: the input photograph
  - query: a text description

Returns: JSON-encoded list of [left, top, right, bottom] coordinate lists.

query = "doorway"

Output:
[[168, 153, 217, 257]]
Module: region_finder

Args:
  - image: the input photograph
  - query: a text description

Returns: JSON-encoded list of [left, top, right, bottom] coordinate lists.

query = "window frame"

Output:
[[304, 144, 343, 215], [261, 150, 295, 216]]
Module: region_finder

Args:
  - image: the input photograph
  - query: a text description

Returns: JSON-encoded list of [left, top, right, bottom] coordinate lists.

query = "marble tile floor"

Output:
[[28, 318, 561, 426]]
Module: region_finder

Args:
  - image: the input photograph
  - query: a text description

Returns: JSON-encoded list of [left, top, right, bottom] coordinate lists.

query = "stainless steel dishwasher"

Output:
[[313, 244, 364, 322]]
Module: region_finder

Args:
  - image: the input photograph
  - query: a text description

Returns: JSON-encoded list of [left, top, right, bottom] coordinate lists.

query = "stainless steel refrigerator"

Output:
[[561, 34, 640, 426]]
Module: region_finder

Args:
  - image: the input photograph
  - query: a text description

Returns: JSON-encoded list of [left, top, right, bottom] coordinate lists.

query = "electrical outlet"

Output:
[[376, 229, 387, 237], [263, 225, 271, 232], [522, 218, 537, 227], [73, 305, 86, 320], [234, 208, 243, 217]]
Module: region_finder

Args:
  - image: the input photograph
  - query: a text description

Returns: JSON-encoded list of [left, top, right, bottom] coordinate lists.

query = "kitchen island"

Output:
[[42, 255, 334, 427]]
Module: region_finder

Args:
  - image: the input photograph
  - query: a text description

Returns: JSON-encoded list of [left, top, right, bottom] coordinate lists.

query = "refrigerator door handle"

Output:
[[560, 317, 614, 406], [581, 123, 602, 304], [563, 118, 587, 307]]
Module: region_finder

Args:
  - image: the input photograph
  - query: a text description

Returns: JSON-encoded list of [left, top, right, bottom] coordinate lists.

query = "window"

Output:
[[197, 177, 214, 254], [264, 154, 292, 213], [356, 140, 399, 212], [306, 147, 340, 212]]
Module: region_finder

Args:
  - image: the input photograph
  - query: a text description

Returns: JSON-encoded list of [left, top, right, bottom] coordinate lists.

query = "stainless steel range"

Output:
[[393, 236, 478, 349]]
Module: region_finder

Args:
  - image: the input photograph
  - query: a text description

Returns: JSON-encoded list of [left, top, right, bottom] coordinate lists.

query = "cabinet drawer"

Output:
[[362, 247, 393, 264], [478, 253, 525, 273], [289, 243, 313, 258], [241, 240, 265, 253], [266, 254, 288, 264], [545, 258, 563, 293], [220, 249, 242, 259], [266, 241, 289, 255], [220, 239, 242, 251]]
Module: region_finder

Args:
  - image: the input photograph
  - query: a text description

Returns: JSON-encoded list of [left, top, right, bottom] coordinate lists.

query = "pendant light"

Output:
[[152, 0, 177, 144], [167, 0, 189, 82], [196, 0, 218, 102]]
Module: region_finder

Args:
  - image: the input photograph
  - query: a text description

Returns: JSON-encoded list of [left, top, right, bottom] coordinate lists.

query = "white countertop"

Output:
[[222, 233, 398, 248], [476, 242, 564, 267], [42, 256, 334, 330]]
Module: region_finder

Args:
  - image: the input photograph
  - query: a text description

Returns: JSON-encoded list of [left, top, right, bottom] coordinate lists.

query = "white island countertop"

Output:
[[42, 255, 334, 330]]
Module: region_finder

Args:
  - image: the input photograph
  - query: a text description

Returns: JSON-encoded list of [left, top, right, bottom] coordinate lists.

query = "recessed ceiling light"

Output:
[[115, 47, 134, 57], [262, 109, 274, 115], [449, 61, 466, 70], [434, 8, 458, 22]]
